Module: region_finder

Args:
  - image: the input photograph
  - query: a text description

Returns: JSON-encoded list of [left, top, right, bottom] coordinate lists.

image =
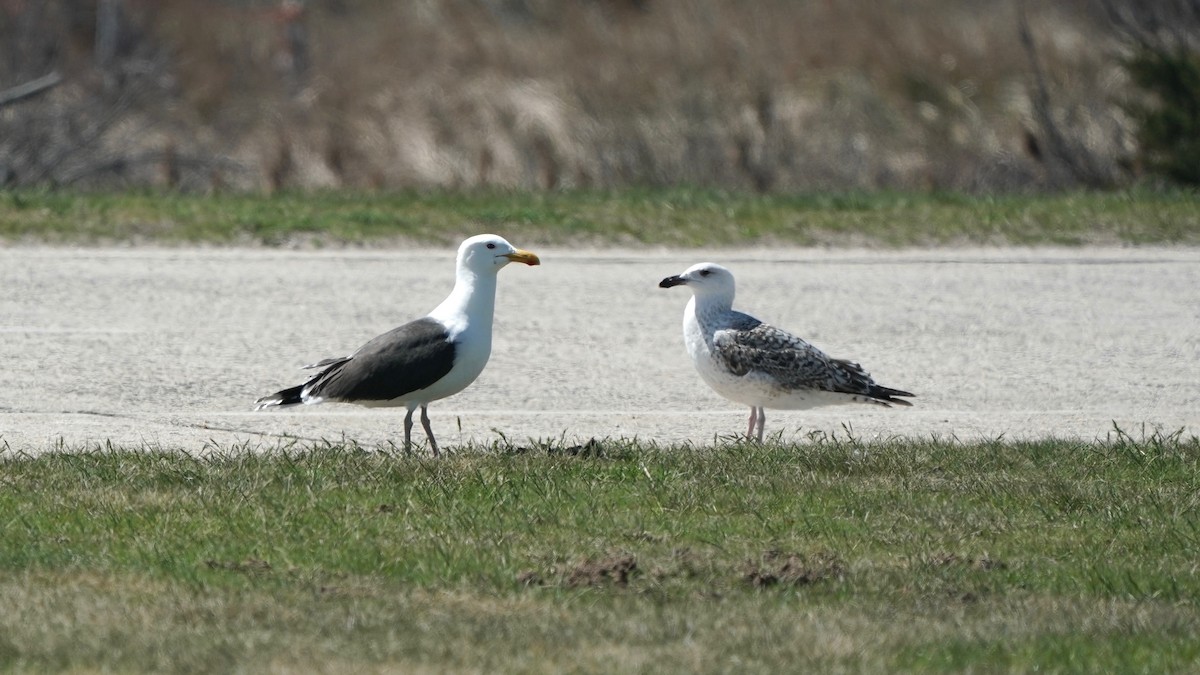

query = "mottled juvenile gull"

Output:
[[255, 234, 540, 455], [659, 262, 913, 441]]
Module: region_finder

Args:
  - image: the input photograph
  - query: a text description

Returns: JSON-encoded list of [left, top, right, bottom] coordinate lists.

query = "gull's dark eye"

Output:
[[699, 269, 712, 277], [486, 243, 496, 249]]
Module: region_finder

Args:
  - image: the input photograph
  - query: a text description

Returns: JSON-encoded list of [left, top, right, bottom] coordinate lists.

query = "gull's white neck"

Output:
[[688, 289, 734, 329], [684, 289, 735, 358], [428, 266, 498, 339]]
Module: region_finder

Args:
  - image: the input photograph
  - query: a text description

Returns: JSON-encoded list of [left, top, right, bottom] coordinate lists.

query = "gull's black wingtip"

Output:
[[254, 383, 305, 410]]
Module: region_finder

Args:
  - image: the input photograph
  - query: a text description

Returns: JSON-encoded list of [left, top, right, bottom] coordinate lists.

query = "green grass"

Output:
[[2, 430, 1200, 672], [1, 187, 1198, 246]]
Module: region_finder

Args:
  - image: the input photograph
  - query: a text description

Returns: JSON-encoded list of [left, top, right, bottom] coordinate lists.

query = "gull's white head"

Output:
[[457, 234, 541, 274], [659, 262, 736, 303]]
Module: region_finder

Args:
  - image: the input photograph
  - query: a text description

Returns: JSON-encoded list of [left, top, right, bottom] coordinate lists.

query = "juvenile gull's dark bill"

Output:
[[255, 234, 540, 455], [659, 262, 913, 441]]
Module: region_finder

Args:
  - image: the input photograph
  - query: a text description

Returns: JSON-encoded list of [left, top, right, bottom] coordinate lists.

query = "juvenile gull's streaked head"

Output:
[[659, 262, 736, 307]]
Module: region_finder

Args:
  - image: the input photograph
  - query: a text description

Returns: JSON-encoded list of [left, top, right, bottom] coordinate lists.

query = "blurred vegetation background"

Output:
[[1, 0, 1197, 194]]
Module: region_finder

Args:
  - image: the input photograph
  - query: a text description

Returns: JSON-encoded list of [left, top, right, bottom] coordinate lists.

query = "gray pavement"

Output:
[[2, 245, 1198, 454]]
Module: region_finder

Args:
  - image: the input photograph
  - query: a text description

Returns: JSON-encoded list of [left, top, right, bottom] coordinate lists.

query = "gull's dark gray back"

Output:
[[306, 317, 457, 403]]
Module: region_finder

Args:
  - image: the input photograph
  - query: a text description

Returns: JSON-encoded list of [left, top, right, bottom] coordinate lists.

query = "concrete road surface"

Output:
[[2, 245, 1198, 455]]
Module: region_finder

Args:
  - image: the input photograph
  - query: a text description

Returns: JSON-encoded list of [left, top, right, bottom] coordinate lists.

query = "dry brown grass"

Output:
[[2, 0, 1138, 193]]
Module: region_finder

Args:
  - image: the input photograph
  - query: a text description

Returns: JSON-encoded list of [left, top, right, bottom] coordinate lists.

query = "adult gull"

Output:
[[255, 234, 540, 455], [659, 262, 913, 441]]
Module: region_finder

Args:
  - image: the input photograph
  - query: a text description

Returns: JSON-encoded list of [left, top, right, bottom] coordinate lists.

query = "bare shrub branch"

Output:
[[1018, 2, 1121, 188], [0, 71, 61, 108]]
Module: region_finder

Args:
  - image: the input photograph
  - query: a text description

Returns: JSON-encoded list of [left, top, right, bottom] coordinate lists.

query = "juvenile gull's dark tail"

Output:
[[864, 384, 915, 407], [831, 358, 915, 407]]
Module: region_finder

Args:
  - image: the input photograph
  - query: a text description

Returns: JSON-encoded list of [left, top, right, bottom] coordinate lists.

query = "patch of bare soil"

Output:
[[565, 554, 638, 588], [742, 550, 846, 588]]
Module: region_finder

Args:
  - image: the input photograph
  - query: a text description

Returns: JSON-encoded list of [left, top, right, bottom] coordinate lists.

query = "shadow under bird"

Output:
[[254, 234, 540, 455], [659, 262, 913, 441]]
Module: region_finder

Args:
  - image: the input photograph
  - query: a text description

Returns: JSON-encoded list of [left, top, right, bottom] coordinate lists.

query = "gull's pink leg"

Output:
[[403, 408, 415, 453], [420, 404, 440, 457]]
